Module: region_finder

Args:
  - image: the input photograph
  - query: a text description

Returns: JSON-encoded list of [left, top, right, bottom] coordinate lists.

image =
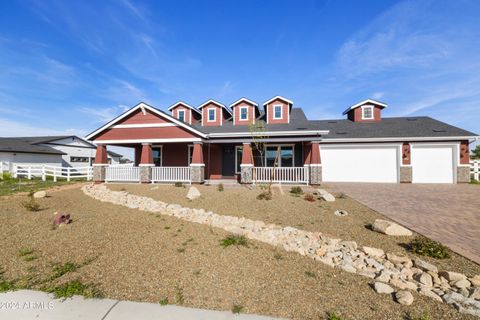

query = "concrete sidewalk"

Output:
[[0, 290, 281, 320]]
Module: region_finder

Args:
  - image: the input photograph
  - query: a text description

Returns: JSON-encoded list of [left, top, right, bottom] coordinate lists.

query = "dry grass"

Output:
[[0, 185, 477, 319]]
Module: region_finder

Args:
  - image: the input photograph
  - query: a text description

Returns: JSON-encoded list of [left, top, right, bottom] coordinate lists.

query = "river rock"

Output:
[[454, 279, 471, 289], [186, 186, 201, 200], [395, 290, 414, 305], [439, 271, 467, 282], [33, 190, 47, 198], [363, 246, 385, 258], [415, 272, 433, 287], [374, 282, 395, 294], [372, 219, 412, 236], [414, 259, 438, 273], [470, 275, 480, 287], [321, 193, 335, 202]]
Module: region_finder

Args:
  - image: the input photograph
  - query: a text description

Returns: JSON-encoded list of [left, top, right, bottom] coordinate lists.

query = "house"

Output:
[[0, 136, 122, 167], [85, 97, 478, 184]]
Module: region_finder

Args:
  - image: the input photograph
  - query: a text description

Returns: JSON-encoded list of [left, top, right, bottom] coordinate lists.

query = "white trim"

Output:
[[262, 95, 293, 106], [93, 163, 109, 167], [309, 164, 322, 167], [240, 164, 253, 167], [139, 163, 155, 167], [85, 102, 207, 140], [235, 145, 243, 174], [273, 105, 283, 119], [361, 105, 374, 120], [197, 99, 232, 115], [207, 130, 329, 138], [111, 123, 177, 129], [239, 106, 248, 121], [187, 144, 194, 165], [342, 98, 387, 115], [207, 107, 216, 122], [322, 136, 477, 143], [189, 163, 205, 167], [93, 138, 203, 144], [168, 101, 201, 115], [410, 142, 458, 183], [230, 97, 258, 108], [208, 137, 322, 144], [264, 144, 295, 167]]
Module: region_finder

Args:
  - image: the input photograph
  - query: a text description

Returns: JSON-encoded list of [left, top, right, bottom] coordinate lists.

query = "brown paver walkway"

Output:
[[325, 183, 480, 265]]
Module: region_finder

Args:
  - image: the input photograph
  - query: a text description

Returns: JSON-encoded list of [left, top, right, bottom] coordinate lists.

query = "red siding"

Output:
[[170, 105, 192, 124], [402, 143, 411, 165], [201, 102, 229, 126], [266, 98, 290, 124], [163, 144, 189, 166], [120, 109, 168, 124], [94, 126, 198, 141], [460, 140, 470, 164], [347, 105, 382, 122], [232, 102, 256, 126], [205, 144, 222, 179]]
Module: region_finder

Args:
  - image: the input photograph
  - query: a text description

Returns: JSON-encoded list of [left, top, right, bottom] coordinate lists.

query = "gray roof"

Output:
[[0, 137, 66, 155], [190, 108, 477, 139]]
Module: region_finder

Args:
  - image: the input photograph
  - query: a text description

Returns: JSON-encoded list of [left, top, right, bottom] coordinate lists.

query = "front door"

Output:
[[222, 145, 236, 177]]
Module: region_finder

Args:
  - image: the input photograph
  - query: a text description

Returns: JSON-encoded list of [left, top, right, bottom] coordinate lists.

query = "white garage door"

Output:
[[411, 145, 455, 183], [321, 145, 399, 183]]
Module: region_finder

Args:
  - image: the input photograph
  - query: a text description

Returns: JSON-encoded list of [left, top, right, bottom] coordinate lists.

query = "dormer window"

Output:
[[208, 108, 216, 122], [362, 105, 373, 120], [240, 107, 248, 120], [178, 110, 185, 122], [273, 105, 282, 119]]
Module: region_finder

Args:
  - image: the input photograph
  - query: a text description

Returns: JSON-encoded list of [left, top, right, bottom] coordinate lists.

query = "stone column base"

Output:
[[400, 166, 412, 183], [140, 166, 152, 183], [190, 165, 205, 184], [457, 165, 470, 183], [240, 165, 253, 184], [309, 165, 322, 185], [93, 165, 107, 183]]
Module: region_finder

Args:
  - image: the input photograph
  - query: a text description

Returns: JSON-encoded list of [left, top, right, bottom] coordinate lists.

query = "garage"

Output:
[[411, 144, 456, 183], [320, 144, 399, 183]]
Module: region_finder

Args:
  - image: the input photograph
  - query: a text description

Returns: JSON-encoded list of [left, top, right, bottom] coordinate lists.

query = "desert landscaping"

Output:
[[0, 182, 479, 319]]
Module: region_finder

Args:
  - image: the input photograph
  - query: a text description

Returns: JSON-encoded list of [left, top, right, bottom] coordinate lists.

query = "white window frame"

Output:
[[264, 144, 295, 167], [239, 106, 248, 120], [177, 109, 185, 122], [187, 144, 194, 165], [361, 105, 374, 120], [235, 145, 243, 174], [207, 108, 216, 122], [273, 105, 283, 119], [151, 145, 163, 167]]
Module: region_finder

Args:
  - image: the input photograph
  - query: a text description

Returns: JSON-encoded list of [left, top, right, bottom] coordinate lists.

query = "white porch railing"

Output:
[[253, 166, 309, 184], [105, 166, 140, 182], [152, 166, 191, 183], [12, 164, 93, 181], [471, 160, 479, 181]]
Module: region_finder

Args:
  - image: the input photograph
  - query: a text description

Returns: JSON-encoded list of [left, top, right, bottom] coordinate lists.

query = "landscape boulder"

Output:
[[33, 190, 47, 198], [395, 290, 414, 306], [321, 193, 335, 202], [470, 275, 480, 287], [363, 246, 385, 258], [186, 186, 201, 200], [53, 212, 72, 226], [372, 219, 412, 236], [439, 271, 467, 282], [413, 259, 438, 273], [374, 282, 394, 294]]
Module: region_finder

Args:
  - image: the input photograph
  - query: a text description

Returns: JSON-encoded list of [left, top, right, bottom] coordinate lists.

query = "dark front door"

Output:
[[222, 145, 236, 177]]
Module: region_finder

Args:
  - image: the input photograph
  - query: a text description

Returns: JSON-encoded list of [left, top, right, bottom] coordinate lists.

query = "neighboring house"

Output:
[[85, 97, 478, 184], [0, 136, 122, 167]]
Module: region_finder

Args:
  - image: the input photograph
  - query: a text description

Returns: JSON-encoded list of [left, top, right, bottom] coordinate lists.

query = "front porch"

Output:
[[92, 141, 322, 185]]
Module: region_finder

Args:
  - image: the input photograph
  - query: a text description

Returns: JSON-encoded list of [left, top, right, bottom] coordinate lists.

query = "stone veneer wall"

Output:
[[457, 166, 471, 183], [400, 166, 412, 183]]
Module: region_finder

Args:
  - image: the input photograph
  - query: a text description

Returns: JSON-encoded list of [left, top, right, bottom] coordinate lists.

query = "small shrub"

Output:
[[289, 186, 303, 196], [164, 226, 171, 230], [23, 255, 38, 262], [217, 183, 224, 191], [47, 279, 102, 299], [220, 235, 249, 248], [273, 253, 283, 260], [52, 262, 80, 279], [0, 270, 16, 293], [470, 179, 480, 185], [177, 248, 185, 253], [21, 197, 41, 212], [303, 193, 315, 202], [159, 298, 169, 305], [174, 182, 183, 187], [256, 191, 272, 200], [327, 312, 343, 320], [232, 304, 244, 314], [1, 172, 13, 181], [19, 248, 34, 257], [336, 192, 346, 199], [304, 271, 316, 278], [410, 237, 450, 259]]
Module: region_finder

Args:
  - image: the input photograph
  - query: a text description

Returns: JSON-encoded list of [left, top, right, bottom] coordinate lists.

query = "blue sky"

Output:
[[0, 0, 479, 157]]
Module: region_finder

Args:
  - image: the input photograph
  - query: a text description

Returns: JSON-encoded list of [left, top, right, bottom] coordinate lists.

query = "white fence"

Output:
[[253, 166, 309, 184], [152, 167, 191, 183], [11, 164, 92, 181], [472, 160, 479, 181], [105, 167, 140, 182]]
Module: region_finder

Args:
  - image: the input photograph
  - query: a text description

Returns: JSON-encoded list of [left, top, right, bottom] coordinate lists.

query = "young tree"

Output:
[[472, 145, 480, 159], [249, 120, 267, 167]]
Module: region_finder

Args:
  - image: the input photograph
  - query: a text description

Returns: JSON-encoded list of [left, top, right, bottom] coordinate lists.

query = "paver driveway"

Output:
[[325, 183, 480, 264]]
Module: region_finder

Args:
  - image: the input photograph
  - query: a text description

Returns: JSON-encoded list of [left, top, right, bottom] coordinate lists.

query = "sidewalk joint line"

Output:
[[101, 300, 120, 320]]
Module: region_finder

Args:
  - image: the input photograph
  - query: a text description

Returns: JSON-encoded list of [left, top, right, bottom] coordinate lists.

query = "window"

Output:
[[273, 105, 282, 119], [70, 156, 89, 163], [362, 106, 374, 119], [265, 145, 294, 167], [207, 108, 216, 122], [235, 146, 243, 174], [152, 147, 162, 166], [178, 110, 185, 122], [240, 107, 248, 120], [187, 145, 194, 164]]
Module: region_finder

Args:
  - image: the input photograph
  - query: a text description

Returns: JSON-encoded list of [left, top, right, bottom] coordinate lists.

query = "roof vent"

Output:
[[336, 132, 348, 135], [296, 127, 308, 130], [432, 129, 446, 133], [328, 121, 337, 123], [406, 118, 418, 121]]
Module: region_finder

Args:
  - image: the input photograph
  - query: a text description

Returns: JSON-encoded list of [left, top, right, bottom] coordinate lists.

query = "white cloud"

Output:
[[0, 118, 85, 137], [78, 105, 128, 123]]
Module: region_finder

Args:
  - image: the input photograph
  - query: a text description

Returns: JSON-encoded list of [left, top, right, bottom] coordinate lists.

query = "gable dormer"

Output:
[[198, 100, 232, 126], [263, 96, 293, 124], [343, 99, 387, 122], [230, 98, 259, 126], [168, 101, 201, 125]]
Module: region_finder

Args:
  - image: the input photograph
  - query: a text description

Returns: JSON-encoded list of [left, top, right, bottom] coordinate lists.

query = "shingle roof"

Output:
[[0, 137, 66, 155]]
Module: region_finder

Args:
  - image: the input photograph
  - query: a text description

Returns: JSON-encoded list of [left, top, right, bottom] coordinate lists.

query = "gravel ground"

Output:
[[0, 185, 477, 320]]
